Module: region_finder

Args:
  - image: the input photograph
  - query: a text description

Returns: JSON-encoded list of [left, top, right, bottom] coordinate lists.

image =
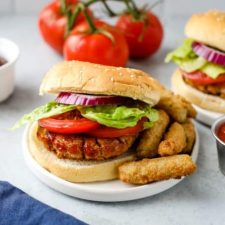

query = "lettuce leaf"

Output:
[[174, 57, 206, 73], [80, 105, 158, 129], [12, 101, 158, 130], [165, 38, 225, 79], [201, 63, 225, 79], [11, 101, 76, 130], [165, 38, 195, 62]]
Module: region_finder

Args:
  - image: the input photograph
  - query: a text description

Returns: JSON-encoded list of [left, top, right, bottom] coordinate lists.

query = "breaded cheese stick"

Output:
[[119, 154, 196, 184], [158, 122, 186, 156], [177, 95, 197, 118], [137, 110, 170, 158], [182, 120, 196, 153], [149, 78, 196, 122], [156, 94, 188, 123]]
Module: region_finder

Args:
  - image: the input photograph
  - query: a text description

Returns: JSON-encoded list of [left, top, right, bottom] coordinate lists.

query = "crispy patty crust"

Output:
[[36, 110, 136, 160], [37, 126, 136, 160], [184, 77, 225, 99]]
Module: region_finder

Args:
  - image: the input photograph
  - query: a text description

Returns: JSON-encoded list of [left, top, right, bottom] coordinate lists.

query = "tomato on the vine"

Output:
[[116, 11, 163, 59], [38, 0, 92, 54], [63, 20, 129, 67]]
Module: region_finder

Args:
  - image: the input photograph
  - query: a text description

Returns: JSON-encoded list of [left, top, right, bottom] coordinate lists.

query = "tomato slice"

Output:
[[86, 118, 146, 138], [38, 117, 100, 134], [182, 70, 225, 85]]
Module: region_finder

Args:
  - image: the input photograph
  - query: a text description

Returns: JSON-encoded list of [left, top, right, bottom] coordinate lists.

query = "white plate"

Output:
[[193, 104, 223, 126], [22, 124, 199, 202]]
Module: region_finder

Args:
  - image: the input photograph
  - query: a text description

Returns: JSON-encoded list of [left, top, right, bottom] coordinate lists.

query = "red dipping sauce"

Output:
[[218, 123, 225, 143], [0, 56, 7, 66]]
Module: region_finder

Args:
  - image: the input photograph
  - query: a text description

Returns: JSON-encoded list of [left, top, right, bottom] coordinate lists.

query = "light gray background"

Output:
[[1, 1, 225, 225], [1, 0, 225, 17]]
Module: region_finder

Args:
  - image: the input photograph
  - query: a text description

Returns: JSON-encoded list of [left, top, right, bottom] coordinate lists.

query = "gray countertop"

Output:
[[1, 15, 225, 225]]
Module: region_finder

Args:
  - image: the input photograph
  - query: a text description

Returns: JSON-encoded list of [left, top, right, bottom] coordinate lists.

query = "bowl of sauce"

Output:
[[0, 56, 7, 66], [0, 38, 20, 102], [212, 116, 225, 175]]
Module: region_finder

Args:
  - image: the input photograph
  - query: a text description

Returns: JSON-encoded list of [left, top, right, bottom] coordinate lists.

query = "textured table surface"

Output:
[[0, 15, 225, 225]]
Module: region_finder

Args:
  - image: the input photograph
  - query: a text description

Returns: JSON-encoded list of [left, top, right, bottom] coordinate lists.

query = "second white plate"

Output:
[[194, 104, 223, 126], [23, 124, 199, 202]]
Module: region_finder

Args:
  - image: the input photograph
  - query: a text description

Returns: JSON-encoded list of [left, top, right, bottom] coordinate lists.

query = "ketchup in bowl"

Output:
[[0, 56, 7, 66], [218, 123, 225, 143]]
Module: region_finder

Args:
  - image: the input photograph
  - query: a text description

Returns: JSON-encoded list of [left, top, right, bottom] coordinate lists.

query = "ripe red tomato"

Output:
[[87, 118, 146, 138], [38, 0, 92, 54], [182, 70, 225, 85], [38, 117, 100, 134], [63, 20, 129, 67], [116, 11, 163, 58]]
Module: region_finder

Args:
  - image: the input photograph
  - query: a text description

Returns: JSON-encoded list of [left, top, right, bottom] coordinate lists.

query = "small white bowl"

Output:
[[0, 38, 19, 102]]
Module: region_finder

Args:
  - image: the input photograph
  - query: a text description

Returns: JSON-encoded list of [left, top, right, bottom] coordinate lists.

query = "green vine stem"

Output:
[[60, 0, 67, 14], [82, 6, 97, 33], [123, 0, 141, 20], [101, 0, 117, 17], [61, 0, 153, 40]]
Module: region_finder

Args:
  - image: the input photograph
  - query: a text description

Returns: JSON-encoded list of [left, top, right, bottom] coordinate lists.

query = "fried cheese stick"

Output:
[[148, 77, 196, 122], [177, 95, 197, 118], [156, 94, 188, 123], [137, 110, 170, 158], [181, 120, 196, 153], [155, 87, 196, 123], [119, 155, 196, 184], [158, 122, 186, 156]]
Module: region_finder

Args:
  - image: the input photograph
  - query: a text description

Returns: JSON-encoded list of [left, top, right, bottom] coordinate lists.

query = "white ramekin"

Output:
[[0, 38, 20, 102]]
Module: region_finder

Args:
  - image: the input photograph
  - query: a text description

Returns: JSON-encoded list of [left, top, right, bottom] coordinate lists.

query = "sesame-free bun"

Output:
[[39, 60, 160, 106], [27, 123, 136, 183], [172, 69, 225, 113], [185, 10, 225, 51]]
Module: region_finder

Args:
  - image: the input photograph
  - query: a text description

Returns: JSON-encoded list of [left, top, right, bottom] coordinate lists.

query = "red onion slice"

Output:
[[55, 92, 132, 106], [192, 42, 225, 66]]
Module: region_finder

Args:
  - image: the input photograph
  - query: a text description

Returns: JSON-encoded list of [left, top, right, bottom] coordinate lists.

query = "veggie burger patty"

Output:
[[37, 110, 137, 160]]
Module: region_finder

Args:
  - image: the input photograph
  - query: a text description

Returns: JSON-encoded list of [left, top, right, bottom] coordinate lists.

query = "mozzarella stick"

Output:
[[177, 95, 197, 118], [119, 155, 196, 184], [137, 110, 170, 158], [149, 78, 196, 122], [158, 122, 186, 156], [156, 93, 196, 123], [182, 120, 196, 153], [156, 95, 188, 123]]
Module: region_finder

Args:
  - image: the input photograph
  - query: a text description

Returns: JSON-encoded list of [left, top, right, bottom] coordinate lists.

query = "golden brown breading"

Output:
[[155, 89, 196, 123], [137, 110, 170, 158], [156, 94, 188, 123], [185, 77, 225, 99], [158, 122, 186, 156], [177, 95, 197, 118], [149, 78, 196, 122], [181, 120, 196, 154], [119, 154, 196, 184]]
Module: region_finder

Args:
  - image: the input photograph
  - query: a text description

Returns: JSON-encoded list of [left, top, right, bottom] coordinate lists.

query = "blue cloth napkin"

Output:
[[0, 181, 87, 225]]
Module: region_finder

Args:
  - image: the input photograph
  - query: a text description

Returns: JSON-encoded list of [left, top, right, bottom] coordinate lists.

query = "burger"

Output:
[[166, 10, 225, 114], [14, 60, 160, 182]]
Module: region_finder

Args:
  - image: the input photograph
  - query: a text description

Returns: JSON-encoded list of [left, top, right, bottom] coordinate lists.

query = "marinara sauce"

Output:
[[218, 123, 225, 143], [0, 56, 7, 66]]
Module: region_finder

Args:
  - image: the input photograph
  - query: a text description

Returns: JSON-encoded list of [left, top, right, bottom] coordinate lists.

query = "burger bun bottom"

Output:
[[171, 69, 225, 114], [25, 123, 136, 183]]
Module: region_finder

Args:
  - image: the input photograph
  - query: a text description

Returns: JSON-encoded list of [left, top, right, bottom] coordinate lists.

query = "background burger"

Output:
[[14, 61, 197, 184], [166, 10, 225, 114]]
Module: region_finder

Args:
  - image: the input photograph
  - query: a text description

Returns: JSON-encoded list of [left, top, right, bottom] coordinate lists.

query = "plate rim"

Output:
[[22, 122, 199, 202], [193, 104, 223, 126]]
